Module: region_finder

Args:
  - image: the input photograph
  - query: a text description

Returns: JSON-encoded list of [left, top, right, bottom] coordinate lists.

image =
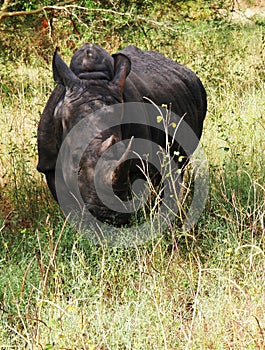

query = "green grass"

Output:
[[1, 3, 265, 349]]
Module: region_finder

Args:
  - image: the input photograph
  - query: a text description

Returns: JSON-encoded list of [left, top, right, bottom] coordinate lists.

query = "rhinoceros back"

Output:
[[120, 45, 207, 155]]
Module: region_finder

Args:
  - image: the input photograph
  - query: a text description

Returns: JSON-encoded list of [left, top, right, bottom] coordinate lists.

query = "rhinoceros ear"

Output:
[[111, 53, 131, 93], [53, 47, 80, 88]]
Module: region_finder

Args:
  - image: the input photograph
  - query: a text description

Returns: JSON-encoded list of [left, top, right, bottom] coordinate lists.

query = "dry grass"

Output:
[[0, 13, 265, 350]]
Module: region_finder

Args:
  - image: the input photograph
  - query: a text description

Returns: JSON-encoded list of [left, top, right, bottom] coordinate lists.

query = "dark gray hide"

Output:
[[37, 43, 207, 226]]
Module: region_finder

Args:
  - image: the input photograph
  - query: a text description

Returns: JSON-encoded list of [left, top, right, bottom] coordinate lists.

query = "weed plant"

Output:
[[0, 2, 265, 349]]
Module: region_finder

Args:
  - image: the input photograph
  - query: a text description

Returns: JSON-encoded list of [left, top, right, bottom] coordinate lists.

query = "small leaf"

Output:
[[44, 344, 54, 350], [157, 115, 163, 123], [178, 155, 185, 162], [126, 289, 134, 295]]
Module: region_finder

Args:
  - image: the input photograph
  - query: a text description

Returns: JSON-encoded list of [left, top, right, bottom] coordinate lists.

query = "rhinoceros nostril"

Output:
[[89, 208, 95, 216]]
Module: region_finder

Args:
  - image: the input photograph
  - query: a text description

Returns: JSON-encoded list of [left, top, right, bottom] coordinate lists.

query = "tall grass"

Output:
[[0, 8, 265, 349]]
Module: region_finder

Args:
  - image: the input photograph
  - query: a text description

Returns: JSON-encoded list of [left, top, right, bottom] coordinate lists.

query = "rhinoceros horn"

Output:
[[112, 136, 134, 185], [99, 136, 134, 189]]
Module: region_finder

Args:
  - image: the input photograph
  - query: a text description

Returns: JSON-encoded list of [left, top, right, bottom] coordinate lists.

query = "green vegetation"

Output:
[[0, 1, 265, 348]]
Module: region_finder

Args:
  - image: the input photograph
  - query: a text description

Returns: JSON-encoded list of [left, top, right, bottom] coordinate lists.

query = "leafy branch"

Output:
[[0, 2, 178, 34], [0, 0, 76, 21]]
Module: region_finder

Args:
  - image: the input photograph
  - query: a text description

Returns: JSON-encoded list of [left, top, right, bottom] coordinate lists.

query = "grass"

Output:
[[1, 4, 265, 349]]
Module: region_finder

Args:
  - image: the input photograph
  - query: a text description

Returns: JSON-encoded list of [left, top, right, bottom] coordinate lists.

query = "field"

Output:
[[0, 1, 265, 349]]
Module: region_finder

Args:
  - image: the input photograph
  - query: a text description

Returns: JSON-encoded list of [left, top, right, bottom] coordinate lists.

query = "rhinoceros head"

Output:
[[52, 47, 133, 226]]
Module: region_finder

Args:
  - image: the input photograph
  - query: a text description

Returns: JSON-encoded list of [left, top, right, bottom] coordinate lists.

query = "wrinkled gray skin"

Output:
[[37, 43, 207, 226]]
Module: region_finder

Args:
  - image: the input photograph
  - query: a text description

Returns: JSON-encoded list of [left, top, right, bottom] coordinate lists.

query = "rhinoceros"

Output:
[[37, 43, 207, 226]]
